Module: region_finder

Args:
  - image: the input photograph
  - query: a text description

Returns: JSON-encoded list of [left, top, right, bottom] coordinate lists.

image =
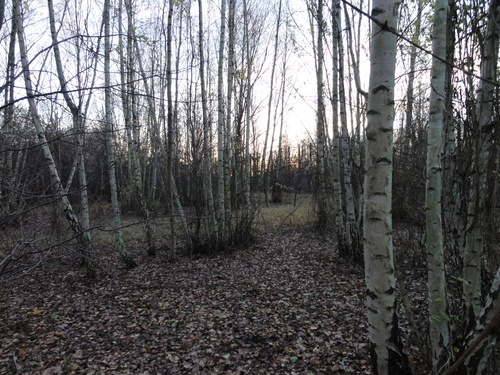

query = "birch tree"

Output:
[[329, 0, 343, 239], [14, 0, 97, 277], [462, 0, 500, 331], [166, 0, 176, 259], [47, 0, 100, 276], [363, 0, 410, 372], [1, 12, 16, 220], [118, 0, 155, 256], [459, 0, 500, 372], [104, 0, 136, 268], [197, 0, 217, 238], [425, 0, 450, 365], [312, 0, 328, 231], [224, 0, 236, 236], [261, 0, 282, 208], [334, 0, 359, 260], [442, 0, 462, 268], [216, 0, 227, 240]]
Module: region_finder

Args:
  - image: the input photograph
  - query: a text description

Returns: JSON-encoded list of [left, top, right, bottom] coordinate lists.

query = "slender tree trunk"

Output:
[[426, 0, 450, 365], [242, 0, 254, 212], [363, 0, 410, 373], [313, 0, 328, 232], [460, 1, 500, 372], [166, 0, 177, 259], [14, 0, 97, 277], [134, 39, 162, 203], [329, 0, 343, 241], [104, 0, 136, 268], [47, 0, 97, 275], [462, 0, 500, 332], [260, 0, 282, 208], [404, 0, 422, 151], [335, 0, 358, 260], [217, 0, 227, 240], [442, 0, 462, 270], [224, 0, 236, 236], [0, 0, 5, 32], [119, 0, 155, 256], [1, 13, 16, 219], [198, 0, 217, 239]]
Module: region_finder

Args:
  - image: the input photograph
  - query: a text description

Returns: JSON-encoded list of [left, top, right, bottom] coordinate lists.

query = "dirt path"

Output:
[[1, 227, 371, 374]]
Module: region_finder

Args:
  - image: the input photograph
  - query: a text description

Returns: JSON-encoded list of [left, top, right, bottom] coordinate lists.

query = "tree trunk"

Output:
[[1, 13, 16, 219], [217, 0, 227, 241], [404, 0, 422, 152], [363, 0, 410, 373], [335, 0, 359, 260], [47, 0, 97, 277], [313, 0, 328, 232], [166, 0, 177, 260], [198, 0, 217, 239], [330, 0, 343, 240], [442, 0, 462, 276], [15, 0, 97, 278], [104, 0, 136, 268], [260, 0, 282, 209], [242, 0, 256, 212], [224, 0, 236, 237], [425, 0, 450, 365], [462, 0, 500, 333], [119, 0, 155, 256], [460, 0, 500, 372]]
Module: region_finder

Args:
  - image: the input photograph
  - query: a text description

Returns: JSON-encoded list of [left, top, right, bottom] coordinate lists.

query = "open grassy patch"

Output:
[[254, 194, 314, 232]]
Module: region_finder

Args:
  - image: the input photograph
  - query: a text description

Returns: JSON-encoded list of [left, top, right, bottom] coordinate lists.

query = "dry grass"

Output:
[[254, 194, 314, 232], [1, 194, 316, 275]]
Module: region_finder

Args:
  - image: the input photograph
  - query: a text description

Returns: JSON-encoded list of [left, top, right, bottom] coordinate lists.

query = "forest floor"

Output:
[[0, 223, 383, 375]]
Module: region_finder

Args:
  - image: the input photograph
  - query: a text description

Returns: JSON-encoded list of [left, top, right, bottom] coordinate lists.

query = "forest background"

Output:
[[0, 0, 499, 373]]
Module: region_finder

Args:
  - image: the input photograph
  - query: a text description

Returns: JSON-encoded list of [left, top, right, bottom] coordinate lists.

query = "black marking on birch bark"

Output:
[[366, 109, 380, 116], [370, 343, 379, 375], [372, 85, 389, 94], [366, 288, 378, 300], [375, 157, 391, 164], [371, 7, 385, 16], [366, 131, 376, 141]]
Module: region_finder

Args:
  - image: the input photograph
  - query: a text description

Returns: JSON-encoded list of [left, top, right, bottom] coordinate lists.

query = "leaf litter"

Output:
[[0, 226, 371, 374]]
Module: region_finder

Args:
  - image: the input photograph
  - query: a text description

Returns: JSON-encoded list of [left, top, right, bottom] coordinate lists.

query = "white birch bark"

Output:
[[166, 0, 176, 259], [363, 0, 409, 373], [14, 0, 97, 277], [197, 0, 217, 238], [404, 0, 422, 148], [314, 0, 328, 231], [104, 0, 136, 268], [134, 39, 162, 202], [119, 0, 155, 256], [216, 0, 227, 239], [425, 0, 450, 365], [47, 0, 96, 274], [260, 0, 282, 208], [442, 0, 462, 269], [330, 0, 343, 235], [224, 0, 236, 236], [462, 0, 500, 372], [1, 16, 16, 219], [242, 0, 254, 211], [335, 0, 358, 257], [463, 0, 500, 329]]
